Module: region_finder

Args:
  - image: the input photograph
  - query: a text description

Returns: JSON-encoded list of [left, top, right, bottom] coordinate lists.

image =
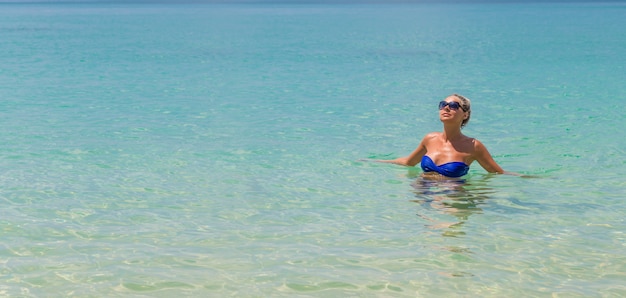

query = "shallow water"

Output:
[[0, 1, 625, 296]]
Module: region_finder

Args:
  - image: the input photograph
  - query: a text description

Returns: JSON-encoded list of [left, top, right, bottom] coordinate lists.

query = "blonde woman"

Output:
[[376, 94, 516, 178]]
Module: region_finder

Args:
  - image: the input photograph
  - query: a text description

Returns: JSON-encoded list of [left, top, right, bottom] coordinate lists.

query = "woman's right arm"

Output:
[[376, 136, 428, 167]]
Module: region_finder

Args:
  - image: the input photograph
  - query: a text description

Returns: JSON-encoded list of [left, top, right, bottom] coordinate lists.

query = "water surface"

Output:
[[0, 2, 625, 296]]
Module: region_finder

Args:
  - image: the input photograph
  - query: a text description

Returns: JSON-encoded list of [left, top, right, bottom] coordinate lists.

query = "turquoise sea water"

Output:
[[1, 1, 625, 296]]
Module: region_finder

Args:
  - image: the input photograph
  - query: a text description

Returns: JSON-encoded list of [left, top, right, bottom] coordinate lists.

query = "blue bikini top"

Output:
[[420, 156, 469, 178]]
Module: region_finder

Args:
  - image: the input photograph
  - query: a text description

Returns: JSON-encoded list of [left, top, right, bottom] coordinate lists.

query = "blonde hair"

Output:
[[451, 93, 471, 128]]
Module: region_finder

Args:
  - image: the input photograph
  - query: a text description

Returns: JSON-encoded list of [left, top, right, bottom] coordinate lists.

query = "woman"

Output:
[[376, 94, 515, 178]]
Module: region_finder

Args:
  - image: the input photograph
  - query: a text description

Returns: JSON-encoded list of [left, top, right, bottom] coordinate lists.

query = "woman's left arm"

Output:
[[473, 139, 506, 174], [474, 139, 535, 177]]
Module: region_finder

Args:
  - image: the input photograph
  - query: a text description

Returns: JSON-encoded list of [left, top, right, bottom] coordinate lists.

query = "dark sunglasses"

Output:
[[438, 101, 466, 111]]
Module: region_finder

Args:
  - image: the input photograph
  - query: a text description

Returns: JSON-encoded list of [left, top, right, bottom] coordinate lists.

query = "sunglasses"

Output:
[[438, 101, 466, 111]]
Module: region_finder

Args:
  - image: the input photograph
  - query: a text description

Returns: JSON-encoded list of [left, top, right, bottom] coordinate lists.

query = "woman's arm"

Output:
[[473, 139, 534, 176], [375, 136, 428, 167], [473, 139, 505, 174]]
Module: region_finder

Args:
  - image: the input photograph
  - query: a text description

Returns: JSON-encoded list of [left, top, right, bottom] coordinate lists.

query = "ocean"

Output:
[[0, 1, 625, 296]]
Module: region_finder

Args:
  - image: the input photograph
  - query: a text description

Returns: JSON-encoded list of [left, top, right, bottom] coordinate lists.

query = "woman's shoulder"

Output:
[[420, 132, 442, 145], [469, 137, 488, 151], [423, 131, 442, 139]]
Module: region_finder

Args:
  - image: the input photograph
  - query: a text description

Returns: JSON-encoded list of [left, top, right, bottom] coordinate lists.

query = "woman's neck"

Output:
[[442, 124, 463, 141]]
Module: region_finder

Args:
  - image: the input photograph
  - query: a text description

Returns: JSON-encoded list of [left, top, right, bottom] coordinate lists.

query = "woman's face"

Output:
[[439, 96, 468, 126]]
